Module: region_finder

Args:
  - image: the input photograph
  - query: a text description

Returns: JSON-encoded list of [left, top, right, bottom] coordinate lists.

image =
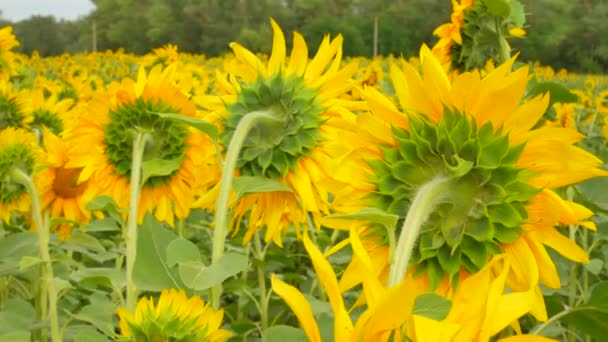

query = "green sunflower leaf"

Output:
[[232, 176, 293, 201], [141, 156, 184, 186], [526, 81, 578, 106], [166, 238, 201, 267], [412, 293, 452, 321], [149, 111, 219, 139], [71, 267, 125, 289], [262, 325, 308, 342], [178, 252, 247, 290], [509, 0, 526, 27], [323, 207, 399, 231], [482, 0, 511, 17], [18, 256, 42, 271], [555, 282, 608, 339], [134, 214, 182, 291], [85, 195, 121, 213], [74, 328, 110, 342], [0, 299, 35, 335], [71, 293, 116, 337]]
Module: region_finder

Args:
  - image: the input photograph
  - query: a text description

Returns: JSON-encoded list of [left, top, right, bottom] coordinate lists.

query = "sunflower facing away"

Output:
[[272, 231, 555, 341], [65, 64, 220, 226], [23, 88, 75, 135], [432, 0, 527, 71], [0, 127, 41, 223], [197, 19, 366, 246], [333, 45, 607, 321], [116, 289, 231, 341], [0, 80, 32, 130], [0, 26, 20, 79]]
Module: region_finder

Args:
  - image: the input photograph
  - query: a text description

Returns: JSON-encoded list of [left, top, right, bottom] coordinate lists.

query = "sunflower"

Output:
[[333, 46, 607, 320], [0, 127, 41, 223], [35, 129, 97, 238], [116, 289, 231, 341], [65, 64, 220, 226], [0, 26, 19, 79], [197, 19, 367, 245], [546, 102, 577, 129], [23, 88, 75, 135], [0, 81, 32, 130], [432, 0, 473, 69], [272, 231, 553, 341], [432, 0, 527, 72]]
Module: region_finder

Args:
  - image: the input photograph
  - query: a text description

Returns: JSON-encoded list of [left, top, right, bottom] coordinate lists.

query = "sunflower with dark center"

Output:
[[196, 19, 367, 246], [335, 46, 607, 321], [65, 65, 220, 226], [36, 130, 97, 239], [0, 127, 41, 223]]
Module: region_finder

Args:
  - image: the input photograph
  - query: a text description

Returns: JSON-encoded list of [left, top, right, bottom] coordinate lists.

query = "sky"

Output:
[[0, 0, 95, 21]]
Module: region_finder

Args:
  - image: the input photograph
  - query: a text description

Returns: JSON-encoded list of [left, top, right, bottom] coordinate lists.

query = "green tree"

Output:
[[14, 16, 64, 56]]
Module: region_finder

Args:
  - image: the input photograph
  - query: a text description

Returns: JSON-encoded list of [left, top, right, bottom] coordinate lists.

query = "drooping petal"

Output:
[[271, 275, 322, 342]]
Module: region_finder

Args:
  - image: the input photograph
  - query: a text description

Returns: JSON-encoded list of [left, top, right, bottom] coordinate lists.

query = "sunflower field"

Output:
[[1, 0, 608, 341]]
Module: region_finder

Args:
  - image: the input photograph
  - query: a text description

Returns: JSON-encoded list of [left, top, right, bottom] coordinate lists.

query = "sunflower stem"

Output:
[[11, 167, 61, 342], [531, 307, 573, 336], [253, 230, 269, 331], [210, 110, 284, 310], [566, 187, 578, 342], [388, 176, 450, 287], [125, 132, 149, 311], [236, 243, 251, 321]]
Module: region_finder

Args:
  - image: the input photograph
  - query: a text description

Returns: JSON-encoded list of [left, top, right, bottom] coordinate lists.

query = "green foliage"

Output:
[[2, 0, 605, 71], [262, 325, 308, 342], [412, 293, 452, 321], [233, 176, 293, 201], [526, 81, 578, 106], [133, 215, 182, 291]]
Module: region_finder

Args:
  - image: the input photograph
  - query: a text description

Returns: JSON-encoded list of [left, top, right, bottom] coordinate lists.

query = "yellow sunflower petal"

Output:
[[270, 275, 321, 342], [267, 18, 286, 76], [302, 234, 353, 340]]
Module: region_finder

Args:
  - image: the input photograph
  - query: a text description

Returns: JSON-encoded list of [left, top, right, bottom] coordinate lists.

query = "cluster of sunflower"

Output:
[[0, 2, 607, 340]]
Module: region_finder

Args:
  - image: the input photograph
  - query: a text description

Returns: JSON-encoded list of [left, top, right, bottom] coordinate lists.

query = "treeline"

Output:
[[2, 0, 607, 73]]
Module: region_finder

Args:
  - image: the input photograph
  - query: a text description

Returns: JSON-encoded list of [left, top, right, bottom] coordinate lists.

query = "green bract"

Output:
[[223, 73, 325, 178], [368, 109, 539, 288], [0, 94, 27, 129], [103, 98, 188, 187], [0, 144, 36, 204], [125, 310, 212, 342], [32, 109, 63, 135]]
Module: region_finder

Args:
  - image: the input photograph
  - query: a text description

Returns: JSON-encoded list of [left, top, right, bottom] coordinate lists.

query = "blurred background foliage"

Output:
[[0, 0, 606, 73]]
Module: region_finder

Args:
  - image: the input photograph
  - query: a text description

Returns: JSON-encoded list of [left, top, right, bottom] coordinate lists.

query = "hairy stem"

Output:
[[125, 132, 148, 311], [253, 230, 269, 331], [210, 110, 283, 309], [11, 168, 61, 342], [388, 176, 450, 287]]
